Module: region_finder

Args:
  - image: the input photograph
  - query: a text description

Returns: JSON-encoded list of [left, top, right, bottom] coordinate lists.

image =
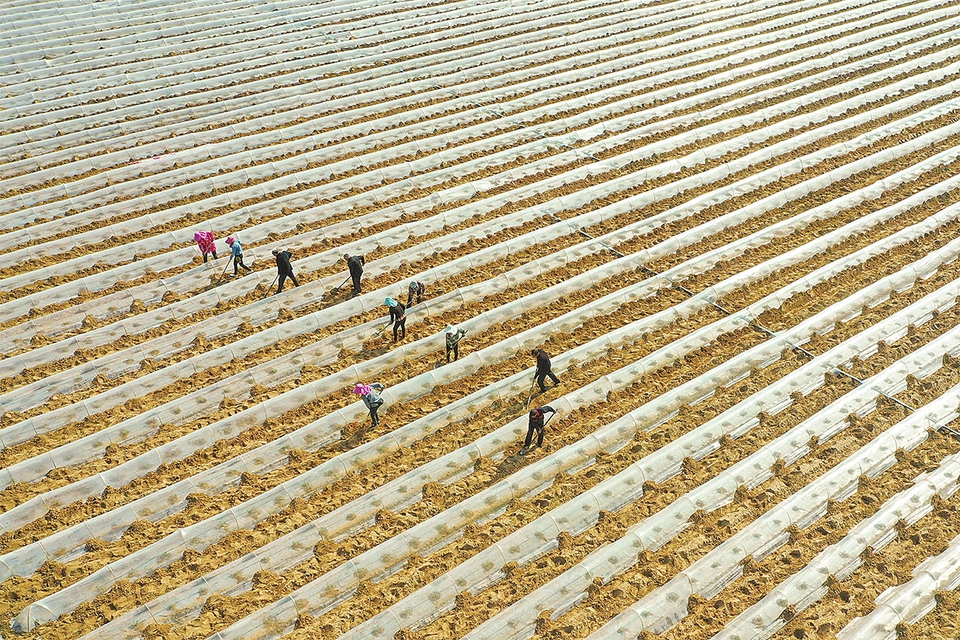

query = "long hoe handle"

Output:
[[215, 256, 233, 285]]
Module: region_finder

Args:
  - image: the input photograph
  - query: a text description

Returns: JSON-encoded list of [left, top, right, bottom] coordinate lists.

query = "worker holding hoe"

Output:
[[355, 383, 385, 427], [225, 236, 253, 276], [385, 297, 407, 343], [520, 405, 556, 455], [194, 231, 218, 262], [272, 249, 298, 293], [444, 324, 467, 363], [531, 348, 561, 393], [344, 253, 365, 295], [407, 280, 426, 307]]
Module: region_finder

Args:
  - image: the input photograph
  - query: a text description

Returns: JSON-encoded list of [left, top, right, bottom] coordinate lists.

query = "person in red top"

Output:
[[520, 405, 556, 455]]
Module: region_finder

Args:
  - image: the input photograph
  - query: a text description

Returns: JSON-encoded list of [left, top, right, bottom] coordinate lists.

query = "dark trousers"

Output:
[[407, 291, 423, 307], [233, 254, 252, 275], [277, 272, 299, 293], [446, 344, 459, 362], [393, 317, 406, 342], [351, 271, 362, 294], [369, 402, 382, 426], [536, 370, 560, 392], [524, 424, 544, 448], [203, 251, 217, 263]]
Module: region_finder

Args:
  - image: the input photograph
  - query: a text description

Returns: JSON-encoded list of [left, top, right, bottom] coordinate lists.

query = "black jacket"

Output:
[[389, 301, 406, 324], [535, 349, 551, 376], [529, 405, 556, 429], [347, 255, 365, 276], [275, 250, 294, 274]]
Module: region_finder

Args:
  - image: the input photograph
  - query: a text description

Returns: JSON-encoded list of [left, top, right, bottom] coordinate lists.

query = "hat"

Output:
[[353, 383, 372, 395], [384, 298, 398, 307], [445, 325, 456, 334], [226, 236, 235, 245], [271, 249, 279, 256], [343, 253, 350, 260]]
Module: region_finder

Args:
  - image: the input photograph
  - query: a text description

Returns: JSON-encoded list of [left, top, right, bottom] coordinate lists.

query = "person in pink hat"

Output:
[[225, 236, 253, 276], [194, 231, 218, 262], [354, 382, 385, 426]]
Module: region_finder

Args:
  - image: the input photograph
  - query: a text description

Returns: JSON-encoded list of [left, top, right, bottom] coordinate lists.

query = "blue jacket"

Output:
[[230, 240, 243, 257], [362, 383, 385, 410]]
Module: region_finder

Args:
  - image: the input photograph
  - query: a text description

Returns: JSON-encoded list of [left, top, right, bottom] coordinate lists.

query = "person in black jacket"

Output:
[[531, 348, 560, 393], [444, 324, 467, 363], [344, 253, 365, 295], [520, 405, 556, 454], [272, 249, 298, 294], [385, 297, 406, 342]]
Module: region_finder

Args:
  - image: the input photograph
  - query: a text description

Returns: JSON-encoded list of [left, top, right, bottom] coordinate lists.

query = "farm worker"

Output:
[[194, 231, 217, 262], [531, 348, 561, 393], [225, 236, 253, 276], [354, 382, 385, 427], [272, 249, 298, 293], [344, 253, 365, 295], [444, 325, 467, 363], [407, 280, 426, 307], [520, 405, 556, 455], [385, 297, 406, 343]]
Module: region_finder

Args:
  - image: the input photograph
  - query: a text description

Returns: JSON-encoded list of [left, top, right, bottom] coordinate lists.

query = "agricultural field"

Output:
[[2, 0, 960, 638]]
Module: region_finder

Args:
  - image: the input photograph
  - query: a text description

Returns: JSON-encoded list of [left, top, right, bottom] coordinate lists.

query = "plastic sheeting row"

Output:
[[9, 60, 960, 411], [343, 225, 960, 640], [471, 313, 960, 640], [0, 0, 733, 128], [4, 19, 957, 362], [1, 0, 878, 148], [76, 200, 960, 639], [0, 0, 934, 246], [3, 54, 956, 371], [6, 0, 946, 201], [5, 13, 954, 354], [588, 327, 960, 639], [13, 261, 753, 631], [0, 0, 516, 73], [8, 105, 958, 456], [4, 89, 960, 492], [1, 0, 547, 89], [467, 288, 960, 640], [129, 186, 960, 639], [838, 532, 960, 639], [0, 222, 700, 493], [0, 0, 841, 201], [717, 385, 960, 640], [22, 162, 948, 629]]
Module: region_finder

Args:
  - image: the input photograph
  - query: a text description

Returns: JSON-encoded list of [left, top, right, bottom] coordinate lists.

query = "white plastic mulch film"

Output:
[[5, 0, 960, 639]]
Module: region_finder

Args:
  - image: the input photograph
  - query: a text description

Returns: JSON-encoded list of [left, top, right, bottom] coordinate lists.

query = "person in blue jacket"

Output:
[[226, 236, 253, 276], [355, 383, 385, 427]]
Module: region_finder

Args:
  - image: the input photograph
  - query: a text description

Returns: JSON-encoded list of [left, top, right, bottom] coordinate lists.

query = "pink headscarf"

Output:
[[194, 231, 215, 253], [353, 384, 373, 396]]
